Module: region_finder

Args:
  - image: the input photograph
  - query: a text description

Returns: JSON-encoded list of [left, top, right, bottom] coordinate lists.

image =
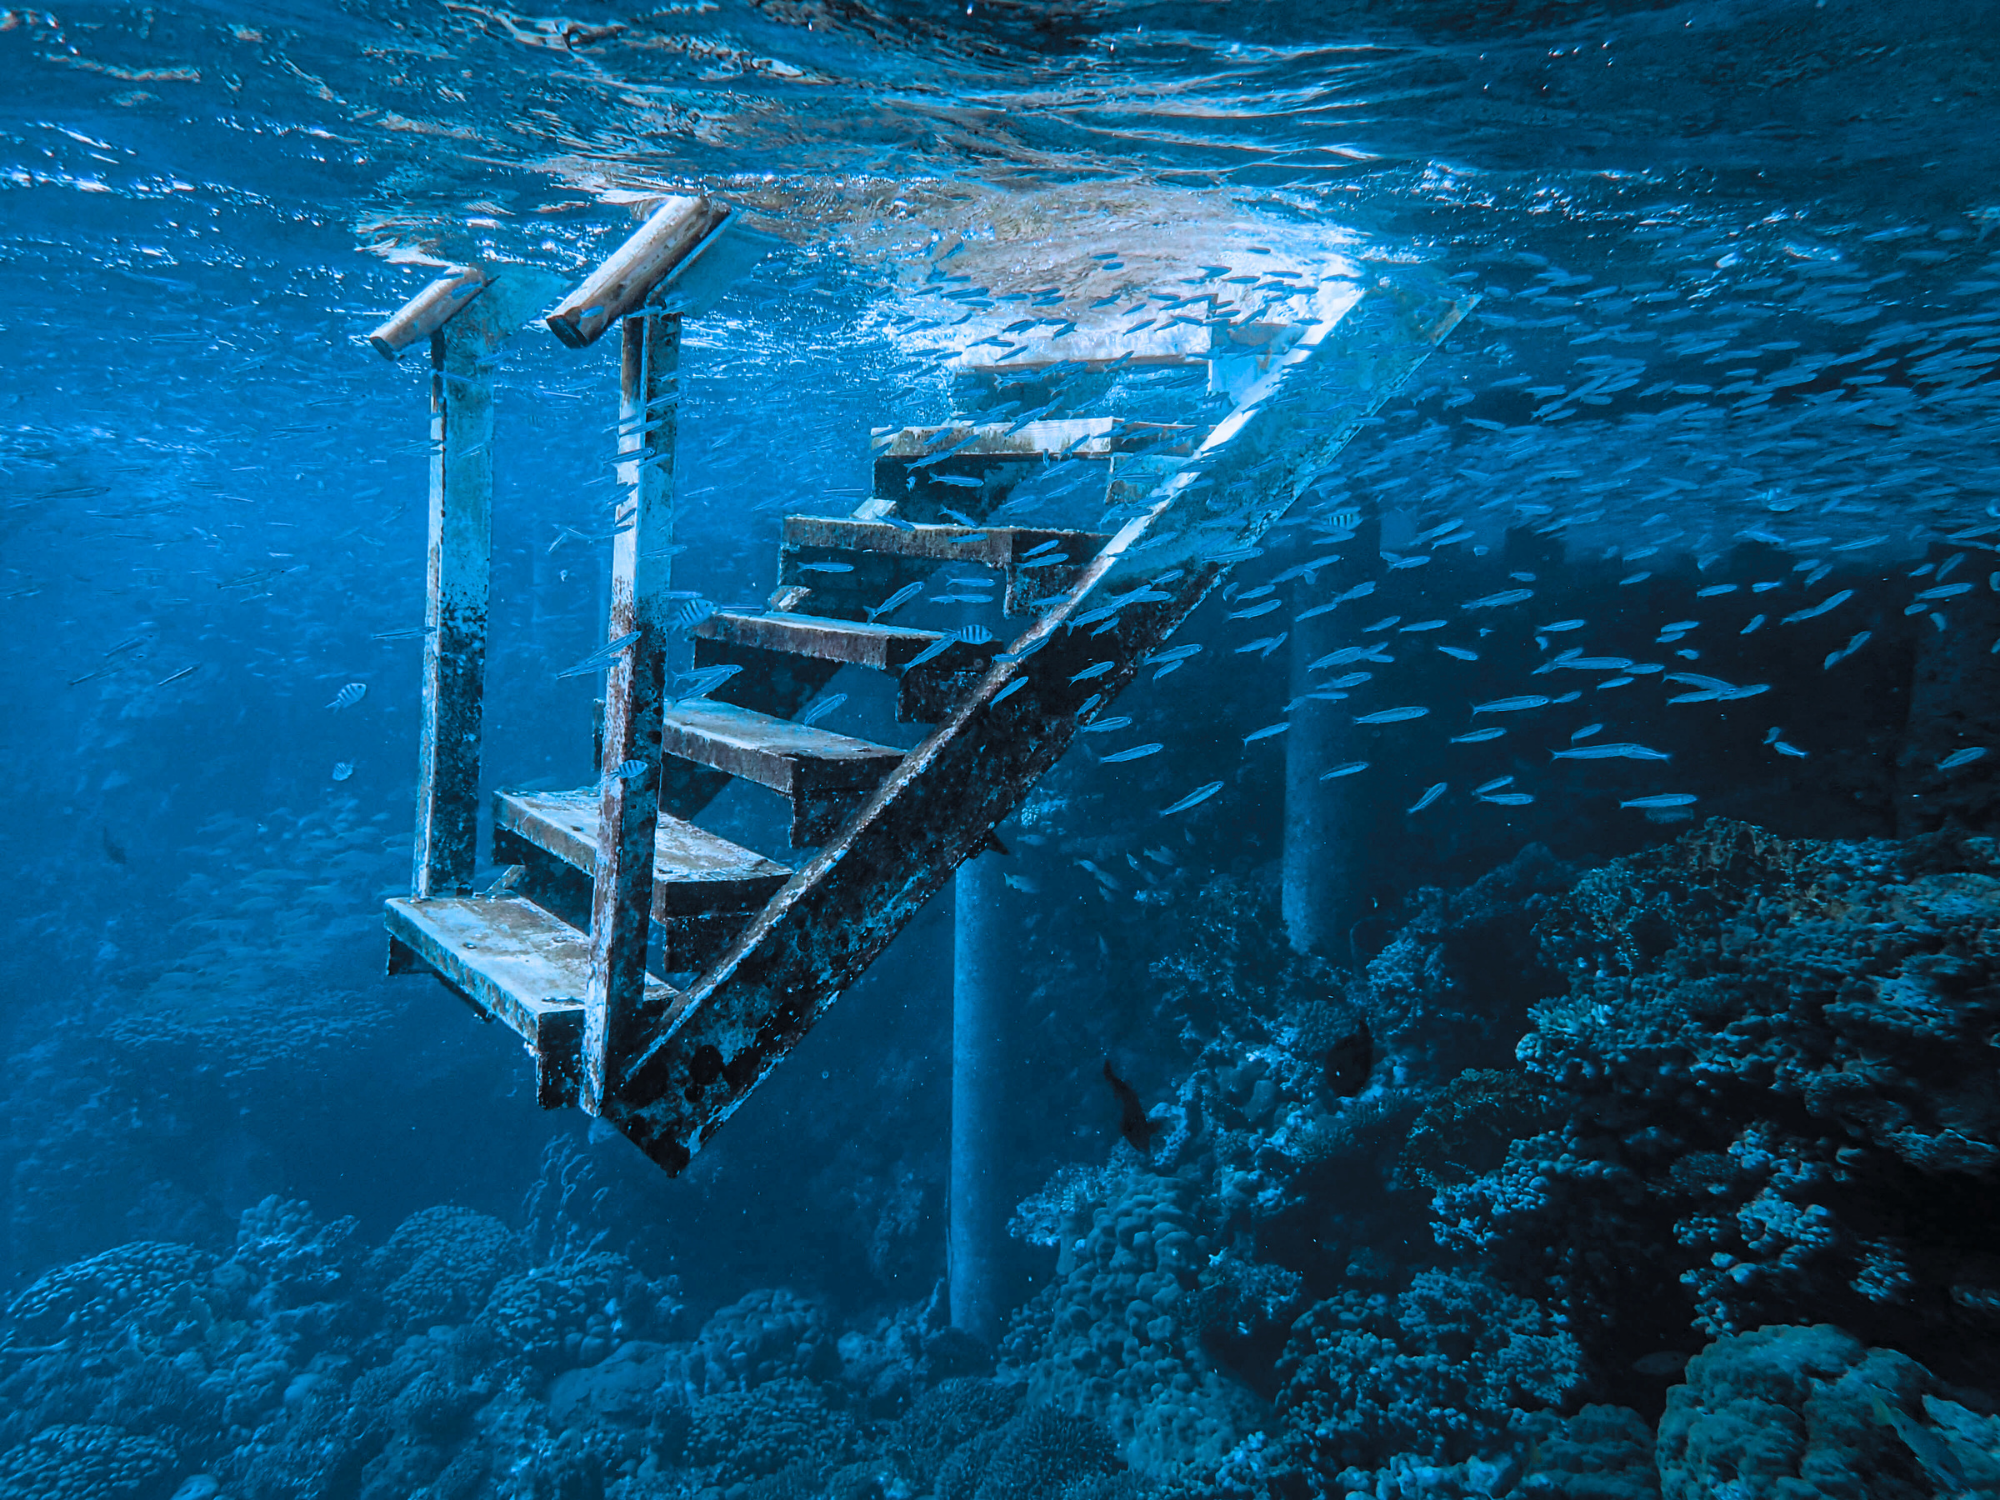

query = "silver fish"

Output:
[[1308, 644, 1392, 670], [1782, 589, 1853, 624], [1102, 742, 1163, 763], [674, 664, 741, 701], [557, 629, 644, 678], [1407, 782, 1447, 814], [1666, 673, 1768, 703], [866, 582, 924, 621], [1160, 780, 1223, 815], [1537, 655, 1632, 673], [1551, 743, 1672, 762], [1473, 695, 1549, 714], [1228, 599, 1283, 620], [1354, 706, 1428, 725], [798, 693, 848, 728], [1462, 588, 1534, 610]]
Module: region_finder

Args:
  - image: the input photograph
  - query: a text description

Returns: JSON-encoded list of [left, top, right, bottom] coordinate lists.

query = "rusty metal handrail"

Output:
[[544, 195, 730, 349], [366, 265, 490, 360]]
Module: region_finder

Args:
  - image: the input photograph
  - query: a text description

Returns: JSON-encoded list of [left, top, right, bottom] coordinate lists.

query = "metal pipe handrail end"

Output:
[[367, 265, 491, 360], [545, 195, 730, 350]]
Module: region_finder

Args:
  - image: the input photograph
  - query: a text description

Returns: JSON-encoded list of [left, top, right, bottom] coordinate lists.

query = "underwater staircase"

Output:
[[367, 197, 1472, 1175]]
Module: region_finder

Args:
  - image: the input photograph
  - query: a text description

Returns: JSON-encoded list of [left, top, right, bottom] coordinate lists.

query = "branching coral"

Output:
[[1001, 1169, 1264, 1485], [680, 1377, 856, 1487], [366, 1207, 520, 1331], [1435, 821, 2000, 1384], [675, 1287, 838, 1395], [942, 1403, 1126, 1500], [480, 1249, 673, 1373], [1272, 1269, 1582, 1484]]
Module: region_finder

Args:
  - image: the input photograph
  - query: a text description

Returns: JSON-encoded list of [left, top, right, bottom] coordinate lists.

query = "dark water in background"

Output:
[[2, 2, 1999, 1497]]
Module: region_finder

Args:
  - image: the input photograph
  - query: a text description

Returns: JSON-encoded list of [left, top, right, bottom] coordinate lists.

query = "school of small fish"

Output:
[[24, 95, 1999, 941]]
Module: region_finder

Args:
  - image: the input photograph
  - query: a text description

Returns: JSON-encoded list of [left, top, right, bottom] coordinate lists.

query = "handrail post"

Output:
[[582, 304, 679, 1114], [545, 193, 733, 1115], [410, 290, 495, 899]]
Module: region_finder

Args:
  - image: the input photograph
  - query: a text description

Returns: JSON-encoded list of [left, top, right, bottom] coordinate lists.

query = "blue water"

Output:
[[3, 2, 1999, 1497]]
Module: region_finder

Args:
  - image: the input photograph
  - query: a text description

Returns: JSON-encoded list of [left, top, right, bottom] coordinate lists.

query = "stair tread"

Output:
[[693, 609, 996, 672], [385, 894, 674, 1045], [957, 325, 1212, 372], [782, 517, 1108, 569], [495, 788, 791, 914], [869, 416, 1194, 461], [663, 698, 905, 793]]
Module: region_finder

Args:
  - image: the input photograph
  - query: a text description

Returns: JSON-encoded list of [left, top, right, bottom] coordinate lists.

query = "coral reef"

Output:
[[1133, 844, 1574, 1272], [1433, 820, 2000, 1387], [675, 1286, 839, 1395], [1517, 1405, 1660, 1500], [11, 821, 1999, 1500], [0, 1193, 1130, 1500], [940, 1403, 1124, 1500], [1655, 1323, 1937, 1500], [1000, 1168, 1264, 1485], [7, 1241, 215, 1344], [367, 1206, 522, 1332], [891, 1377, 1023, 1492], [0, 1422, 178, 1500], [481, 1250, 677, 1374], [1272, 1269, 1582, 1488]]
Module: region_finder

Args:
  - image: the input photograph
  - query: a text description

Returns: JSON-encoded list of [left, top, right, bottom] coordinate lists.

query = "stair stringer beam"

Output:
[[605, 280, 1476, 1174]]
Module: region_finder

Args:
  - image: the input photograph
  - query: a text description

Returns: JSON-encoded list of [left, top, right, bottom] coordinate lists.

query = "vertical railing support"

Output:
[[412, 323, 496, 897], [583, 305, 679, 1114]]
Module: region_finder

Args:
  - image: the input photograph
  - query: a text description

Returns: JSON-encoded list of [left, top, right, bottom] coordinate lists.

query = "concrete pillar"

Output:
[[1897, 545, 2000, 836], [1282, 509, 1382, 959], [949, 854, 1007, 1345]]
